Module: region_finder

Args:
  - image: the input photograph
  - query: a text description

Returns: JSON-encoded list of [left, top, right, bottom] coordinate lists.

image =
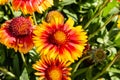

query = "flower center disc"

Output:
[[49, 68, 62, 80], [53, 31, 67, 44], [9, 17, 32, 37], [95, 50, 105, 59]]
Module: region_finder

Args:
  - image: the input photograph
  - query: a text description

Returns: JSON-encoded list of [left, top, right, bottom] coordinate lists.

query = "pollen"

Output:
[[48, 68, 62, 80], [9, 17, 32, 37], [53, 30, 67, 44]]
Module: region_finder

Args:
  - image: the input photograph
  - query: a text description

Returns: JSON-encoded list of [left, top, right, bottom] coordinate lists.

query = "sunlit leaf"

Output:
[[97, 38, 104, 43], [59, 0, 76, 6], [13, 11, 22, 17], [102, 0, 117, 17], [19, 68, 29, 80], [108, 67, 120, 74]]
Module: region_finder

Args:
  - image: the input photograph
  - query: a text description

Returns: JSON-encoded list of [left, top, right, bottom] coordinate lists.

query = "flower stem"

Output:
[[7, 3, 14, 16], [20, 53, 27, 67], [72, 55, 91, 73], [84, 0, 109, 29], [88, 14, 117, 40], [92, 52, 120, 80], [0, 67, 15, 78], [33, 12, 37, 25]]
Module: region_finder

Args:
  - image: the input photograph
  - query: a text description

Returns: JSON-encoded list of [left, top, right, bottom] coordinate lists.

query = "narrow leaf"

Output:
[[19, 68, 29, 80]]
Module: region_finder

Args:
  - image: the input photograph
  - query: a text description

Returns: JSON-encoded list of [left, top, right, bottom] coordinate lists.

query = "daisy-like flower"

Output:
[[33, 56, 72, 80], [0, 16, 34, 53], [0, 0, 8, 5], [12, 0, 53, 14], [33, 11, 88, 62], [46, 10, 64, 24]]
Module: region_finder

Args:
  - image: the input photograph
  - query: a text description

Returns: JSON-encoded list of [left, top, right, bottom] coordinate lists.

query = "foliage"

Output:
[[0, 0, 120, 80]]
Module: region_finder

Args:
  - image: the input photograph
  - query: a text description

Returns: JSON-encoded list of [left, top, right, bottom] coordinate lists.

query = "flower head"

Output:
[[0, 0, 8, 5], [0, 16, 34, 53], [46, 10, 64, 24], [93, 49, 106, 63], [33, 11, 88, 62], [33, 56, 72, 80], [12, 0, 53, 14]]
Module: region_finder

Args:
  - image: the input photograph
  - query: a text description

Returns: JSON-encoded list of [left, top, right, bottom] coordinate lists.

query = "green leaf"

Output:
[[13, 54, 20, 77], [97, 38, 104, 43], [0, 49, 5, 64], [13, 11, 22, 17], [59, 0, 76, 6], [3, 15, 9, 20], [72, 67, 88, 79], [102, 0, 117, 17], [107, 47, 117, 55], [86, 66, 93, 80], [108, 67, 120, 74], [29, 49, 40, 62], [19, 68, 29, 80], [63, 9, 78, 22], [109, 7, 119, 16], [0, 11, 4, 18], [109, 72, 120, 80]]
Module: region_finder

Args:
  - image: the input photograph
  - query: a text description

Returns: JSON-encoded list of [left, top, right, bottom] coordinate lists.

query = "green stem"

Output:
[[33, 12, 37, 25], [84, 0, 109, 29], [7, 3, 14, 16], [92, 53, 120, 80], [72, 55, 91, 73], [0, 67, 15, 78], [88, 14, 117, 40], [20, 53, 27, 67]]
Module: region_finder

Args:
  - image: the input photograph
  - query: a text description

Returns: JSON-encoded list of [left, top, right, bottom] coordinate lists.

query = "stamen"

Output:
[[53, 30, 67, 44]]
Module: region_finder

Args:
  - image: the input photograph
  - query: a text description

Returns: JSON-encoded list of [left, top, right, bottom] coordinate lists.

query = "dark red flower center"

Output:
[[9, 17, 32, 37]]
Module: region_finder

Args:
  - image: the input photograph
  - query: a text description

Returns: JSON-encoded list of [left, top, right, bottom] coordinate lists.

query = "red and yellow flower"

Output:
[[33, 56, 72, 80], [33, 11, 88, 62], [0, 0, 8, 5], [12, 0, 53, 14], [0, 16, 34, 54]]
